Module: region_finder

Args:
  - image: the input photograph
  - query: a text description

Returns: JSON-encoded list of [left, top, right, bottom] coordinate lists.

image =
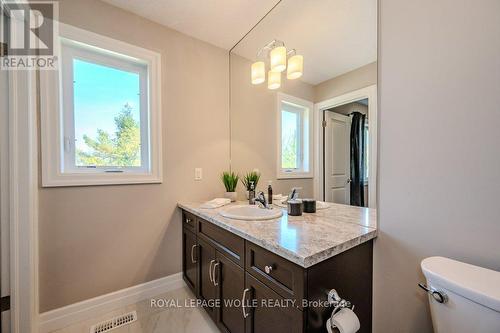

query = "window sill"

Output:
[[41, 172, 162, 187], [277, 171, 314, 180]]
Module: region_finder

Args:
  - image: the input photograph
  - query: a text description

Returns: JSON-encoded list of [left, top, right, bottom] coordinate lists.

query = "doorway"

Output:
[[314, 85, 377, 208], [323, 99, 369, 206]]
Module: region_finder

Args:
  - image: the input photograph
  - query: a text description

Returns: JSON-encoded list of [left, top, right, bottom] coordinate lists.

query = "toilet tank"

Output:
[[421, 257, 500, 333]]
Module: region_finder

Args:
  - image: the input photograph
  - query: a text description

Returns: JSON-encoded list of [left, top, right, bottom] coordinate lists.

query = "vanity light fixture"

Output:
[[287, 52, 303, 80], [250, 39, 303, 89], [270, 46, 287, 72], [251, 61, 266, 84], [268, 70, 281, 90]]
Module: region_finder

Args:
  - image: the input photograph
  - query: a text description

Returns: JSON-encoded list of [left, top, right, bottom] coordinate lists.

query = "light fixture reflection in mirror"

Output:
[[270, 46, 287, 72], [268, 70, 281, 89], [251, 61, 266, 84], [287, 54, 303, 80]]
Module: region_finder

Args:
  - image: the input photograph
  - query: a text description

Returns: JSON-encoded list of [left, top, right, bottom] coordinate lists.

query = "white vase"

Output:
[[224, 192, 237, 202]]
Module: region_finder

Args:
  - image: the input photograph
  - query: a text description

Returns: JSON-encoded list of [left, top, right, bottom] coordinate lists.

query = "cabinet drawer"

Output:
[[245, 272, 304, 333], [183, 211, 197, 232], [246, 242, 305, 309], [197, 218, 245, 267]]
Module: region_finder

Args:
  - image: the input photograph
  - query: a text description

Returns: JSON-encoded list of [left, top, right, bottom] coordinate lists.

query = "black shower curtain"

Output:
[[350, 112, 366, 207]]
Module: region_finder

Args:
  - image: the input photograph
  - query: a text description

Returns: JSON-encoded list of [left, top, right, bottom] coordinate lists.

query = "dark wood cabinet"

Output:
[[306, 240, 373, 333], [181, 210, 373, 333], [244, 273, 303, 333], [183, 211, 197, 233], [198, 217, 245, 266], [215, 251, 245, 333], [245, 241, 305, 309], [182, 228, 197, 293], [197, 236, 217, 319]]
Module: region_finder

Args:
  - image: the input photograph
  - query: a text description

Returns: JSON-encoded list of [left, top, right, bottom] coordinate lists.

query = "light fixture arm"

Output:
[[256, 39, 285, 60]]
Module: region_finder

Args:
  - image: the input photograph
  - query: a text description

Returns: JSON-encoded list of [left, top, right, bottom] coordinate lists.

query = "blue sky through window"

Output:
[[73, 59, 141, 153]]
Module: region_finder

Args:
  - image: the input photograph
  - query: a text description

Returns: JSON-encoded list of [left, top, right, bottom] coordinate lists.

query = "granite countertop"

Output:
[[178, 201, 377, 268]]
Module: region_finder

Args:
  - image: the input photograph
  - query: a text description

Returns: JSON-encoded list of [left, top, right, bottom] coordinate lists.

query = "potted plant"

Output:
[[221, 171, 239, 202], [241, 171, 261, 199]]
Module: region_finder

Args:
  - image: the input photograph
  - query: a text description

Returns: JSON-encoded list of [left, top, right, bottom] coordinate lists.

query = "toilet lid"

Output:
[[421, 256, 500, 312]]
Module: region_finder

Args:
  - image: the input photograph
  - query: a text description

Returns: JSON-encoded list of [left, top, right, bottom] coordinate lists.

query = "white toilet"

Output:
[[421, 256, 500, 333]]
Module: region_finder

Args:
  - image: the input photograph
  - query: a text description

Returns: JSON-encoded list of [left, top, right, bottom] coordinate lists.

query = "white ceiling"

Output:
[[232, 0, 377, 84], [101, 0, 280, 50], [102, 0, 377, 85]]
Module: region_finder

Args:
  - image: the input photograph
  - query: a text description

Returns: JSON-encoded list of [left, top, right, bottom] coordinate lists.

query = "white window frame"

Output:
[[40, 23, 162, 187], [276, 93, 313, 179]]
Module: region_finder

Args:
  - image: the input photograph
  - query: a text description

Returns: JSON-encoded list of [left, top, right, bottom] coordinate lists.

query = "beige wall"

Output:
[[38, 0, 229, 312], [315, 62, 377, 102], [375, 0, 500, 332], [230, 54, 315, 198]]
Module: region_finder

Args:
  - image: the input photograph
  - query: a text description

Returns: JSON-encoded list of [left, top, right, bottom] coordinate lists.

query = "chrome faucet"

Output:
[[254, 191, 271, 209]]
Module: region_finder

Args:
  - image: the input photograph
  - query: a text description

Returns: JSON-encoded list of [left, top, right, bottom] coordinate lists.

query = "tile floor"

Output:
[[53, 286, 220, 333]]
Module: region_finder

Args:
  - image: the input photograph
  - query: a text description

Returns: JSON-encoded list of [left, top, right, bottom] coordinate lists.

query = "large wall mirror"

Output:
[[230, 0, 377, 208]]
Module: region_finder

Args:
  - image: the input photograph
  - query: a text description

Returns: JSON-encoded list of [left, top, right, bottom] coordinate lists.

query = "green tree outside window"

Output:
[[76, 103, 141, 167]]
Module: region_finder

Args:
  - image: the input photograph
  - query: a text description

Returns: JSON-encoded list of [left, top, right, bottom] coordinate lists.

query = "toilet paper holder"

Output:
[[327, 289, 355, 315]]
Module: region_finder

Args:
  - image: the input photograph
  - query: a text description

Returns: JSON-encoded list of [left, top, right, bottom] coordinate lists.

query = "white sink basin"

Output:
[[220, 205, 283, 221]]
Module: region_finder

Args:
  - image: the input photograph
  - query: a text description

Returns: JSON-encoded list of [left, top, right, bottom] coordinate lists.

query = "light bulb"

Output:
[[251, 61, 265, 84], [268, 70, 281, 90], [270, 46, 286, 72], [287, 54, 303, 80]]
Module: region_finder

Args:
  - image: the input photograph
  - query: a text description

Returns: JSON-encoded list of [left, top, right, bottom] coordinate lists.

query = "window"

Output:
[[41, 24, 162, 187], [277, 93, 313, 179], [61, 42, 149, 172]]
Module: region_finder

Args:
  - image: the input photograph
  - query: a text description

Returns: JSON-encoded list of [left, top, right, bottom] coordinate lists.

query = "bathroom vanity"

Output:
[[179, 202, 377, 333]]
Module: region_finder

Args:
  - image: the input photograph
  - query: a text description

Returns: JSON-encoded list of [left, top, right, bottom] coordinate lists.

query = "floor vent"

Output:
[[90, 311, 137, 333]]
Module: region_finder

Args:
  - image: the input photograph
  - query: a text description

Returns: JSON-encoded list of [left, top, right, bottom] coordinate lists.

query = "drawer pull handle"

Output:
[[264, 265, 273, 274], [209, 260, 215, 283], [242, 288, 251, 318], [185, 218, 192, 224], [190, 245, 197, 263], [213, 262, 220, 286]]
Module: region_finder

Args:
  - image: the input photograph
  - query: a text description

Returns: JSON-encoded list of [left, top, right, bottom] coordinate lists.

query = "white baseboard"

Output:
[[38, 272, 184, 333]]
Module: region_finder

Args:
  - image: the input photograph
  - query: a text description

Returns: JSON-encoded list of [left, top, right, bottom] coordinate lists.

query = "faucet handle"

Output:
[[255, 191, 269, 208], [289, 187, 301, 200]]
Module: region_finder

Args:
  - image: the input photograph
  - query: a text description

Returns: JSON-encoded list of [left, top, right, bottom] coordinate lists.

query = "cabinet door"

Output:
[[215, 251, 245, 333], [182, 228, 197, 294], [198, 237, 217, 319], [244, 273, 303, 333]]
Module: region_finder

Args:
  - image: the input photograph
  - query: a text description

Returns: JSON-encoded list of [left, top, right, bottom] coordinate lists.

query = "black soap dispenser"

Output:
[[267, 181, 273, 205]]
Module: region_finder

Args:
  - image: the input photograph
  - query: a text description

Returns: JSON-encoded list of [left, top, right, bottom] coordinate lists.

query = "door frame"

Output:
[[3, 8, 41, 332], [313, 85, 378, 208], [5, 64, 39, 333]]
